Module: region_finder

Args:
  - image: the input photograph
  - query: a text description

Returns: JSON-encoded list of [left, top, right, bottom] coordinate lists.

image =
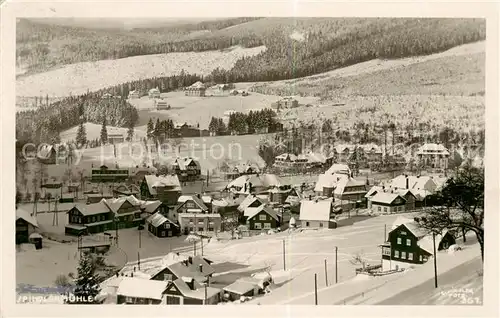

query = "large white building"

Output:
[[416, 143, 450, 170]]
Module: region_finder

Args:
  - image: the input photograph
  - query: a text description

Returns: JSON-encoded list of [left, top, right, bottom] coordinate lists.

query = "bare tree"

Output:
[[349, 251, 368, 270], [414, 164, 484, 261]]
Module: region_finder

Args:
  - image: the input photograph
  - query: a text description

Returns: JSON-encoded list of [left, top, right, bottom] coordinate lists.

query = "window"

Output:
[[163, 273, 173, 281], [378, 206, 381, 212], [419, 255, 423, 262], [125, 297, 134, 304], [394, 250, 399, 258], [189, 219, 193, 223], [397, 237, 402, 244], [384, 207, 388, 213], [165, 223, 170, 229], [406, 239, 411, 246], [254, 223, 262, 230], [259, 214, 267, 221], [198, 227, 204, 232], [92, 216, 96, 223], [208, 227, 214, 232], [263, 223, 271, 229], [382, 247, 391, 256], [161, 231, 166, 236], [401, 251, 406, 259], [408, 253, 413, 261], [306, 221, 310, 227], [186, 202, 195, 209], [319, 223, 324, 228], [189, 227, 194, 232]]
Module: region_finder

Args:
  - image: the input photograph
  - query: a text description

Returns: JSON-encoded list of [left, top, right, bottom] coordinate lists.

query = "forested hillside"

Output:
[[17, 17, 485, 79]]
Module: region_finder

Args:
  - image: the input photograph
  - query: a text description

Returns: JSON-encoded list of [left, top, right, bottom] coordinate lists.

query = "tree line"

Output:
[[208, 109, 281, 135]]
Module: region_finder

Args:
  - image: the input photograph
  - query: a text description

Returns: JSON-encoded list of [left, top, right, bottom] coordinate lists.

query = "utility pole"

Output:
[[433, 232, 438, 288], [201, 236, 204, 256], [384, 224, 387, 242], [314, 274, 318, 305], [335, 246, 338, 284], [324, 259, 328, 286], [204, 284, 208, 305], [283, 239, 286, 271], [138, 251, 141, 271]]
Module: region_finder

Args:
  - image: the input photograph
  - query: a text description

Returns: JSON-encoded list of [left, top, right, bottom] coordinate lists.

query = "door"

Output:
[[167, 231, 172, 237]]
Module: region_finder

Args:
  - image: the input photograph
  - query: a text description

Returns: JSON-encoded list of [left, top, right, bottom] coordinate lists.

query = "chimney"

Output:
[[405, 176, 409, 189], [187, 278, 195, 290], [199, 264, 203, 273], [197, 193, 201, 199]]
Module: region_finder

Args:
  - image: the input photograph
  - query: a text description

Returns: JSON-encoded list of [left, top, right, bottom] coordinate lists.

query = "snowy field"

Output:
[[16, 46, 266, 97]]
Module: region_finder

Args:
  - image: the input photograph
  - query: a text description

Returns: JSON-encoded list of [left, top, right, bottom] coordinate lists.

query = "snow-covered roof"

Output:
[[244, 205, 278, 221], [141, 200, 162, 213], [117, 277, 168, 300], [177, 195, 209, 212], [71, 201, 111, 216], [314, 174, 338, 192], [326, 163, 351, 175], [226, 174, 286, 190], [370, 192, 406, 205], [365, 186, 383, 198], [144, 174, 182, 195], [390, 175, 438, 193], [146, 213, 178, 228], [223, 280, 257, 295], [418, 230, 451, 254], [299, 199, 332, 222], [16, 207, 38, 227], [238, 194, 268, 212], [416, 143, 450, 155]]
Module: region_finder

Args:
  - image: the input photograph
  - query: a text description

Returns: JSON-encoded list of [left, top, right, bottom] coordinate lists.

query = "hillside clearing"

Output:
[[252, 41, 485, 98], [16, 46, 265, 97]]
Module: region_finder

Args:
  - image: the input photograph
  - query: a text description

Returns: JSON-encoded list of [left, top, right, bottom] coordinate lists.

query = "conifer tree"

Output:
[[70, 252, 101, 304], [100, 117, 108, 145], [76, 121, 87, 148]]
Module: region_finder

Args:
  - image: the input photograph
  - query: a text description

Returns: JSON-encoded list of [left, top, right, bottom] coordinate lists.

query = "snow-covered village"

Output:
[[10, 16, 489, 307]]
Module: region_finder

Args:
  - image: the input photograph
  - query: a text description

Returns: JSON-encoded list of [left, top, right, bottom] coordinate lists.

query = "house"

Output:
[[244, 205, 279, 231], [178, 213, 221, 235], [65, 200, 114, 236], [176, 194, 210, 214], [154, 98, 170, 110], [380, 219, 456, 271], [128, 90, 140, 99], [148, 87, 161, 99], [325, 163, 351, 176], [365, 186, 417, 211], [314, 173, 367, 205], [67, 182, 80, 194], [271, 97, 299, 110], [91, 165, 129, 183], [149, 256, 214, 284], [233, 163, 260, 176], [116, 278, 169, 304], [113, 184, 140, 197], [164, 277, 222, 305], [416, 143, 450, 170], [37, 144, 57, 164], [146, 213, 180, 237], [140, 174, 182, 206], [368, 192, 407, 214], [131, 166, 158, 184], [388, 174, 443, 207], [299, 199, 337, 229], [274, 153, 297, 167], [226, 174, 288, 195], [361, 144, 383, 164], [105, 196, 144, 229], [184, 81, 206, 97], [172, 157, 202, 182], [237, 194, 268, 213], [222, 279, 260, 301], [86, 193, 113, 204], [16, 208, 39, 244]]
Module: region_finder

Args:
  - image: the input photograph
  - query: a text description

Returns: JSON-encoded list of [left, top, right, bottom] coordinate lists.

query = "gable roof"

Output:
[[299, 199, 332, 222], [244, 205, 278, 221], [326, 163, 351, 175], [117, 277, 168, 300], [314, 174, 338, 192], [104, 196, 141, 213], [417, 143, 450, 155], [168, 278, 221, 300], [70, 201, 111, 216], [365, 186, 383, 198], [370, 192, 406, 205], [177, 195, 209, 211], [418, 230, 452, 254], [226, 174, 287, 191], [146, 213, 178, 228], [16, 208, 39, 227], [141, 200, 163, 214], [144, 174, 182, 195], [390, 175, 438, 192], [238, 194, 268, 212]]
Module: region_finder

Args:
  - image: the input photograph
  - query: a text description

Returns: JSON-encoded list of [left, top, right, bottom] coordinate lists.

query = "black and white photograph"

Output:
[[1, 1, 499, 317]]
